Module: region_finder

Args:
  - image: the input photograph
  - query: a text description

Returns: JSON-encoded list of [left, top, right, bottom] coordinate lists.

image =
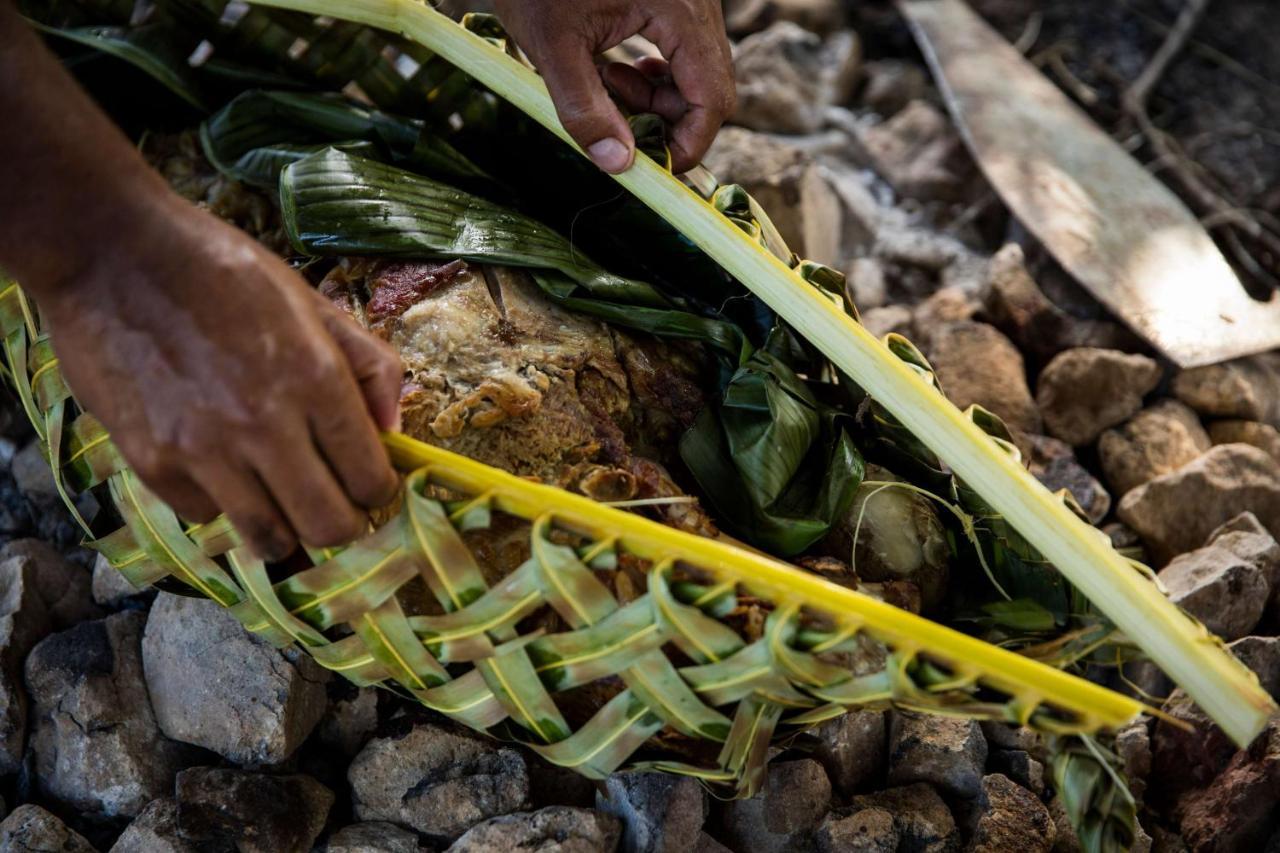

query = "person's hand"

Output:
[[494, 0, 735, 174], [42, 196, 403, 560]]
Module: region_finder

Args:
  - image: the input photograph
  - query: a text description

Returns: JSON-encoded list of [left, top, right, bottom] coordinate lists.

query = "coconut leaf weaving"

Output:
[[0, 279, 1143, 796]]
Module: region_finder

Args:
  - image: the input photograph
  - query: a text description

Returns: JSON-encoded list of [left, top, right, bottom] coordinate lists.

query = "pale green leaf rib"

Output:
[[245, 0, 1278, 746]]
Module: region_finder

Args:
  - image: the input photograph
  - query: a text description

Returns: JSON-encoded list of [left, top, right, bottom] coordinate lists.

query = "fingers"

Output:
[[646, 8, 736, 172], [317, 295, 405, 433], [141, 469, 219, 525], [603, 61, 689, 125], [188, 459, 297, 561], [527, 36, 636, 173], [308, 374, 401, 514], [245, 420, 368, 551]]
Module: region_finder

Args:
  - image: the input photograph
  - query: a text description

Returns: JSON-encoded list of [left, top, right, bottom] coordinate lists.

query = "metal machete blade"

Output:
[[898, 0, 1280, 368]]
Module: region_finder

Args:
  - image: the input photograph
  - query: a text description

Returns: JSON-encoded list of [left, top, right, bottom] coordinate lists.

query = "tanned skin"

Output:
[[0, 0, 733, 559]]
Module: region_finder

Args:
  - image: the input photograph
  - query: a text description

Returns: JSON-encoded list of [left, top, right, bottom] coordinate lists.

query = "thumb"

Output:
[[532, 37, 636, 173], [317, 298, 404, 433]]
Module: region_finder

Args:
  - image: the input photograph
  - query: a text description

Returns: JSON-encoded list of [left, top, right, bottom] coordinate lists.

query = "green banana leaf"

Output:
[[201, 90, 489, 188]]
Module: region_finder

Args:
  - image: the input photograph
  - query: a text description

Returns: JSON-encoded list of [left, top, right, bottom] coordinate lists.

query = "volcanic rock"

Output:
[[1157, 512, 1280, 639], [812, 709, 888, 796], [887, 711, 987, 798], [1118, 444, 1280, 565], [720, 759, 832, 853], [598, 772, 706, 853], [860, 59, 928, 118], [724, 0, 849, 37], [1208, 420, 1280, 464], [326, 821, 424, 853], [1098, 400, 1211, 498], [11, 440, 60, 509], [25, 611, 198, 819], [859, 100, 969, 201], [316, 683, 380, 759], [111, 799, 196, 853], [847, 257, 889, 310], [1177, 721, 1280, 853], [983, 244, 1141, 366], [1025, 434, 1112, 524], [176, 767, 334, 853], [987, 748, 1046, 797], [1115, 718, 1153, 805], [704, 127, 842, 263], [815, 806, 898, 853], [0, 539, 99, 775], [732, 22, 861, 135], [860, 304, 914, 339], [447, 807, 621, 853], [1037, 348, 1162, 446], [848, 783, 959, 853], [91, 552, 145, 608], [925, 321, 1042, 435], [1173, 353, 1280, 428], [0, 805, 95, 853], [1153, 635, 1280, 799], [349, 717, 530, 842], [143, 592, 329, 765], [968, 774, 1056, 853]]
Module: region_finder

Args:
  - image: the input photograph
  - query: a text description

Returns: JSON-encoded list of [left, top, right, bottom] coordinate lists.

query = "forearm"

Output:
[[0, 2, 177, 299]]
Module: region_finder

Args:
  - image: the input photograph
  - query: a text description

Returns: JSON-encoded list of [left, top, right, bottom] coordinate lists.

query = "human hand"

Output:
[[42, 196, 403, 560], [494, 0, 735, 174]]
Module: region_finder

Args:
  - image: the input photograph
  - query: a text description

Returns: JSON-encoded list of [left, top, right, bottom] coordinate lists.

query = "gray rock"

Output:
[[848, 783, 959, 853], [704, 127, 842, 264], [110, 799, 198, 853], [1153, 635, 1280, 798], [732, 23, 861, 135], [860, 60, 928, 118], [143, 592, 329, 765], [91, 552, 144, 608], [598, 772, 706, 853], [12, 440, 60, 508], [724, 0, 849, 37], [1047, 797, 1081, 853], [979, 722, 1042, 754], [860, 305, 914, 340], [0, 804, 96, 853], [25, 612, 198, 819], [1036, 348, 1162, 446], [720, 759, 832, 853], [812, 710, 887, 796], [887, 711, 987, 798], [859, 101, 970, 201], [1157, 512, 1280, 640], [349, 718, 529, 841], [0, 540, 100, 774], [926, 321, 1042, 435], [326, 821, 424, 853], [982, 244, 1140, 366], [1098, 400, 1210, 498], [316, 684, 380, 759], [1025, 435, 1111, 524], [987, 749, 1046, 797], [1209, 420, 1280, 464], [1119, 444, 1280, 565], [815, 806, 898, 853], [447, 807, 620, 853], [913, 288, 980, 345], [176, 767, 334, 853], [969, 774, 1056, 853], [1173, 353, 1280, 428], [1115, 718, 1152, 805], [695, 833, 733, 853]]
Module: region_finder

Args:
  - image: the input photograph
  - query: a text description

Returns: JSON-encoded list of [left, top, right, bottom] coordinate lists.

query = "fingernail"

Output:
[[588, 137, 632, 173]]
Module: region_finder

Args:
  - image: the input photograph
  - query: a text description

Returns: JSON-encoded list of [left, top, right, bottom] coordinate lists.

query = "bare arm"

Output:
[[0, 3, 402, 559]]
